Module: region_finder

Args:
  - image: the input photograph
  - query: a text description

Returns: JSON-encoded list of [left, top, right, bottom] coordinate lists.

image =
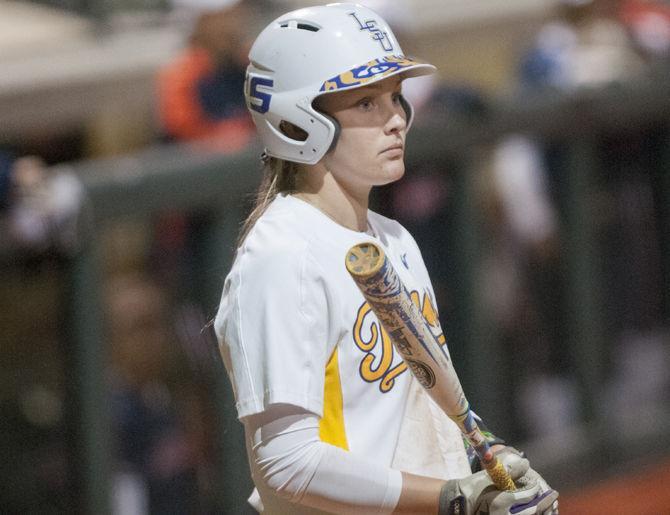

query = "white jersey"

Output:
[[214, 193, 470, 512]]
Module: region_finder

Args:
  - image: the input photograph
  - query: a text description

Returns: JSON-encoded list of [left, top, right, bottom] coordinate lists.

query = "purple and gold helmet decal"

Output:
[[320, 55, 424, 92]]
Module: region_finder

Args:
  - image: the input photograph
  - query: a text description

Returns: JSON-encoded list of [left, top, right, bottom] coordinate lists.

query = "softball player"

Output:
[[214, 4, 559, 513]]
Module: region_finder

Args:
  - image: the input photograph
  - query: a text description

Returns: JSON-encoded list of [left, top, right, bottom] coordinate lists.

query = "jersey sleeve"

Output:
[[215, 241, 334, 419]]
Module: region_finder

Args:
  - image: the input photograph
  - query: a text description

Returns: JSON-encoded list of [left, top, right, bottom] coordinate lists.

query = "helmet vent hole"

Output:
[[297, 23, 319, 32], [279, 120, 308, 142], [278, 20, 320, 32]]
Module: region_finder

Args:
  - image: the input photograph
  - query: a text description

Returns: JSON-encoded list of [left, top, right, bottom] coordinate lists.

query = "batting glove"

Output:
[[494, 446, 559, 515], [438, 453, 559, 515]]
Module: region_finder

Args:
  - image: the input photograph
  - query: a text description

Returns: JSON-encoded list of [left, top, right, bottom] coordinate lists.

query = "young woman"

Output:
[[214, 4, 558, 514]]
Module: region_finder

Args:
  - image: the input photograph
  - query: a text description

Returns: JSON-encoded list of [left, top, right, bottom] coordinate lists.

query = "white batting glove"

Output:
[[494, 447, 559, 515], [438, 452, 559, 515]]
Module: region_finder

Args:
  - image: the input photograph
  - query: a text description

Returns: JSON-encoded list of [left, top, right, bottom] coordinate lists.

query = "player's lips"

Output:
[[380, 143, 404, 155]]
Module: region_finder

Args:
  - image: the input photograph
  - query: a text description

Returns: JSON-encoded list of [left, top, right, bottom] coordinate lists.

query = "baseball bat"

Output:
[[345, 242, 515, 491]]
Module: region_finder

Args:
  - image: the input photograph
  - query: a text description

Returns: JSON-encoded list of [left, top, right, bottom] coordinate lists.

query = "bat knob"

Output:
[[345, 242, 384, 277]]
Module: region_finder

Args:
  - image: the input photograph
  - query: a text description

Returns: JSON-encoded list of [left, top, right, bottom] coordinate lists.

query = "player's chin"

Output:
[[387, 160, 405, 182], [380, 159, 405, 184]]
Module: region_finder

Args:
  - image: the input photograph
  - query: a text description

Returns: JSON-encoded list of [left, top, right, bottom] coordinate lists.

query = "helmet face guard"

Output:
[[245, 3, 436, 164]]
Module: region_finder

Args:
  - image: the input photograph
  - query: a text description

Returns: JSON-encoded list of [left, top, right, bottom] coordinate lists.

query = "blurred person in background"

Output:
[[511, 0, 669, 442], [482, 136, 571, 443], [154, 0, 268, 337], [1, 155, 83, 256], [107, 272, 211, 514], [157, 0, 256, 151], [519, 0, 644, 91], [619, 0, 670, 60], [154, 0, 282, 302]]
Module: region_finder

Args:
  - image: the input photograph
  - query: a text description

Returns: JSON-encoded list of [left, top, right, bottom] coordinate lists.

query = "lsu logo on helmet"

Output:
[[349, 11, 394, 52]]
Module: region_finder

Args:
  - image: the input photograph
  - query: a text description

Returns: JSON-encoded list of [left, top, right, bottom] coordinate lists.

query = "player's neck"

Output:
[[294, 168, 370, 233]]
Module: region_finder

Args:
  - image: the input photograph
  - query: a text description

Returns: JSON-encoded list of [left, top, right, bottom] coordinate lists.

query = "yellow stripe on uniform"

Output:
[[319, 348, 349, 450]]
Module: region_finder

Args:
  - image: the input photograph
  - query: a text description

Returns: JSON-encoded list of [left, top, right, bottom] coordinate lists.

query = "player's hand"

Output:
[[438, 452, 558, 515], [480, 483, 558, 515], [493, 446, 559, 515]]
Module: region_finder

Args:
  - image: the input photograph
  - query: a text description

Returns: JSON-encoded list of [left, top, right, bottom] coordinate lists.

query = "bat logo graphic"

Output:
[[406, 359, 436, 389]]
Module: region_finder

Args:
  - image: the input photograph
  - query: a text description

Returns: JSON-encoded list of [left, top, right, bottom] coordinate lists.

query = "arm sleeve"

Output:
[[215, 240, 335, 419], [245, 404, 402, 514]]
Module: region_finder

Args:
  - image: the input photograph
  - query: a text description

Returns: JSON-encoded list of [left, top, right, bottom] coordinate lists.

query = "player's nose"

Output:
[[384, 101, 406, 135]]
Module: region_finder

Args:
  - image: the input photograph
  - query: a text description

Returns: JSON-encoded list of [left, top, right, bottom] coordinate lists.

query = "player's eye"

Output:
[[392, 92, 402, 104], [356, 97, 374, 111]]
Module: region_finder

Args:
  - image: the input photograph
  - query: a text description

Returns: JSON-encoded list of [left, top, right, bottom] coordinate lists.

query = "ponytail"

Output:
[[237, 156, 301, 247]]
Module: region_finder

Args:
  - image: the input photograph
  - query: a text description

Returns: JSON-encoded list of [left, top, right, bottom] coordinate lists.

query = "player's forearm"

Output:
[[393, 472, 443, 514], [246, 408, 454, 514], [255, 437, 443, 514]]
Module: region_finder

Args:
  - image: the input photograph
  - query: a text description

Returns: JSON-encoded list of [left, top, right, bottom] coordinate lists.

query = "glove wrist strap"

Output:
[[438, 481, 466, 515]]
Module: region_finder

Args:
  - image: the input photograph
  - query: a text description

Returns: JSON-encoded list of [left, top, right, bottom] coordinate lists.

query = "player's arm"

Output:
[[245, 405, 551, 515]]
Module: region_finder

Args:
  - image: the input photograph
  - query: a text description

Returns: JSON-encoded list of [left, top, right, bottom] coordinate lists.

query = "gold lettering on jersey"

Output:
[[353, 290, 445, 392], [380, 361, 406, 392], [353, 302, 394, 381]]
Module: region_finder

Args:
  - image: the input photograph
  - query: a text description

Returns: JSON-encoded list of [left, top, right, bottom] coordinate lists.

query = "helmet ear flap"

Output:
[[399, 94, 415, 130], [321, 112, 341, 155], [310, 96, 341, 157]]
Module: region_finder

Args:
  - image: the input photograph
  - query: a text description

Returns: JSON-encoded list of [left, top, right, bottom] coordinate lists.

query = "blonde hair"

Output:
[[237, 156, 302, 247]]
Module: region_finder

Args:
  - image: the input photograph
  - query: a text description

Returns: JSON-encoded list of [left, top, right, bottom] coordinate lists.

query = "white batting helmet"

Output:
[[245, 2, 436, 164]]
